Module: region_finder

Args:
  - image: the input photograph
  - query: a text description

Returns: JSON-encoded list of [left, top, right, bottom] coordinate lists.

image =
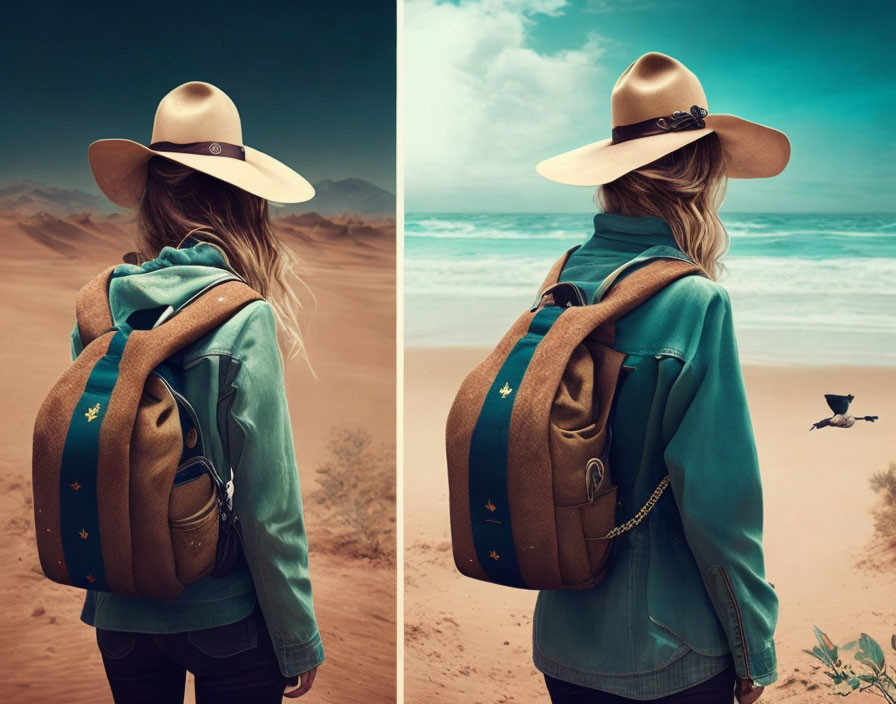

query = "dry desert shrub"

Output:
[[311, 426, 396, 564], [870, 462, 896, 549]]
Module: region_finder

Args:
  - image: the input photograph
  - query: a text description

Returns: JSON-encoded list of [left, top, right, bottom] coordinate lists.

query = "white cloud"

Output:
[[482, 0, 569, 15], [405, 0, 608, 211]]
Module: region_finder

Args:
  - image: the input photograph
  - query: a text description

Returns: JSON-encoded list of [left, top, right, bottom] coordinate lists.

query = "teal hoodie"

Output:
[[531, 213, 777, 698], [70, 238, 324, 678]]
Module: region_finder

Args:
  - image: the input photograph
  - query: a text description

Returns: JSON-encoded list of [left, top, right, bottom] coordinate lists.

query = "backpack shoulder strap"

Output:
[[132, 280, 264, 367], [581, 256, 704, 347], [598, 255, 705, 321], [593, 245, 699, 304], [524, 254, 703, 353], [75, 265, 117, 347]]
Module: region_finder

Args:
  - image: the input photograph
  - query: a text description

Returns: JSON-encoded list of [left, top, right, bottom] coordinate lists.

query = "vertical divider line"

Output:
[[395, 0, 406, 700]]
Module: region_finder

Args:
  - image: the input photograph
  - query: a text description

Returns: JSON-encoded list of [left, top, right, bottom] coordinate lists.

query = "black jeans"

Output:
[[95, 604, 300, 704], [544, 664, 737, 703]]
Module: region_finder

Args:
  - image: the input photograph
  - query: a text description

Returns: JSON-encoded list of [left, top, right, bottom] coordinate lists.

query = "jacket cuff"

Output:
[[747, 640, 777, 686], [276, 631, 325, 677], [752, 668, 778, 687], [709, 566, 777, 683]]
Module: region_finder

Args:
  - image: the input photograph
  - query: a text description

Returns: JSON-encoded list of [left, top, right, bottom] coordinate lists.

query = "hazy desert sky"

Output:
[[406, 0, 895, 213], [0, 0, 395, 194]]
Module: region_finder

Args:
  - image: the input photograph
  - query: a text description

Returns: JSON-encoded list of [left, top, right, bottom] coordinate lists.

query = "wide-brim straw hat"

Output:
[[88, 81, 315, 207], [536, 52, 791, 186]]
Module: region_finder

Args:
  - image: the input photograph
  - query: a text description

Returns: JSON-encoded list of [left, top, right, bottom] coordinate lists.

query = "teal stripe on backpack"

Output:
[[468, 305, 565, 587], [58, 328, 129, 591]]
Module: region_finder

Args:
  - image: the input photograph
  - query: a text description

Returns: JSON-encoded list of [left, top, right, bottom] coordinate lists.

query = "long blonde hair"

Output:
[[136, 156, 315, 371], [596, 131, 729, 280]]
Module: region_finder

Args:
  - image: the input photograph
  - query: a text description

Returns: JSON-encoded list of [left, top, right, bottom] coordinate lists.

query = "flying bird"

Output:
[[810, 394, 879, 431]]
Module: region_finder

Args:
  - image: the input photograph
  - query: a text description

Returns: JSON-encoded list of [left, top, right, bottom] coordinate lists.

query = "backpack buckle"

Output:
[[586, 457, 605, 503], [530, 282, 587, 312]]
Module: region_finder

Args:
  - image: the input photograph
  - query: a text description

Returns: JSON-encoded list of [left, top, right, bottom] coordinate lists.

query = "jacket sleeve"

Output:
[[662, 285, 778, 686], [70, 321, 83, 360], [226, 300, 324, 677]]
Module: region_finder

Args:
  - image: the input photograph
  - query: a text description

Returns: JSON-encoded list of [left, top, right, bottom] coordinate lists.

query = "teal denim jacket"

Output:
[[532, 213, 778, 698], [70, 240, 324, 678]]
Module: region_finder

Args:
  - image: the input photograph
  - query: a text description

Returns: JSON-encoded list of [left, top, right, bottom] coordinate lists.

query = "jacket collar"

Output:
[[590, 212, 679, 249]]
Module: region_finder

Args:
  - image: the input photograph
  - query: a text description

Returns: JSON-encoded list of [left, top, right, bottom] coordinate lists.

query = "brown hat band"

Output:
[[611, 105, 708, 144], [149, 140, 246, 160]]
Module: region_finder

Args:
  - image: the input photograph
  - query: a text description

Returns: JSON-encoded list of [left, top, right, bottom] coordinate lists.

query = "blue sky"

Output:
[[1, 0, 395, 195], [405, 0, 894, 212]]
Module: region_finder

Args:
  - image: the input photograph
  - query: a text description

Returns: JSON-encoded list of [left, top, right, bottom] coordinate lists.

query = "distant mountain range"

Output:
[[276, 178, 395, 216], [0, 180, 117, 217], [0, 178, 394, 217]]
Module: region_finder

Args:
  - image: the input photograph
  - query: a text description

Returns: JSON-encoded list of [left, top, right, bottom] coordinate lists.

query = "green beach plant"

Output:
[[804, 627, 896, 701]]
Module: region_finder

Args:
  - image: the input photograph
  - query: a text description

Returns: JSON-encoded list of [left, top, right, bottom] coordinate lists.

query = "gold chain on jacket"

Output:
[[599, 474, 671, 540]]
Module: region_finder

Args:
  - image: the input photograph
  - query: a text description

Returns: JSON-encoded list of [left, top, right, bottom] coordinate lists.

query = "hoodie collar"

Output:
[[107, 238, 242, 328], [589, 212, 679, 249], [114, 236, 236, 275]]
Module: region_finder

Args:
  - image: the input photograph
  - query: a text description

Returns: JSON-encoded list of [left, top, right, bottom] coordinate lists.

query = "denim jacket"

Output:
[[532, 213, 778, 698], [70, 239, 324, 678]]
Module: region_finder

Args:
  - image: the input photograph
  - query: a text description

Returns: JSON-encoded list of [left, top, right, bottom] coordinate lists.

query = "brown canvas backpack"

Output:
[[32, 264, 262, 599], [446, 245, 704, 590]]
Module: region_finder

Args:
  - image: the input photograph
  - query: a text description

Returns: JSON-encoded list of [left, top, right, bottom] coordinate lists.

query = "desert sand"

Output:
[[404, 347, 896, 704], [0, 210, 396, 703]]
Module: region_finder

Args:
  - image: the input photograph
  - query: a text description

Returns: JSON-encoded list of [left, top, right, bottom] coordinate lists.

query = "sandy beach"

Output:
[[404, 347, 896, 704], [0, 210, 396, 703]]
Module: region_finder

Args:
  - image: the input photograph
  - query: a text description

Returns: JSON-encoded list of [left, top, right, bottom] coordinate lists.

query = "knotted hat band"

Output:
[[148, 140, 246, 160], [611, 105, 709, 144]]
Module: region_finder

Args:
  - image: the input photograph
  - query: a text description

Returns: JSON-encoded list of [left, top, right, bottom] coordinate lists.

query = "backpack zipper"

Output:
[[151, 371, 204, 453]]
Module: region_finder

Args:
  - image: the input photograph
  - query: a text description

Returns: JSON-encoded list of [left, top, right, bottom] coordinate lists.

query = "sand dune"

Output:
[[5, 212, 132, 260], [404, 347, 896, 704], [0, 210, 395, 703]]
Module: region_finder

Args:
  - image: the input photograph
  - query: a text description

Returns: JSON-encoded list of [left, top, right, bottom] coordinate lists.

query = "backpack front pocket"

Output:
[[169, 464, 219, 584]]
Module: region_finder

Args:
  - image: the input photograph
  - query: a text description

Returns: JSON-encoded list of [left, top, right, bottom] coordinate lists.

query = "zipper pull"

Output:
[[152, 305, 175, 329]]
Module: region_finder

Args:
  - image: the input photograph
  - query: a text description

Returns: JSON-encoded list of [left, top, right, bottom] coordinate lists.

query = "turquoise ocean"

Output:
[[405, 212, 896, 365]]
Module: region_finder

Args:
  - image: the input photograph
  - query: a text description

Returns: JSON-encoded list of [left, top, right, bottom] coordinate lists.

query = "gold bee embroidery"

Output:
[[85, 574, 96, 583], [498, 382, 513, 398], [79, 529, 89, 540], [84, 402, 101, 422], [70, 481, 82, 491], [485, 500, 496, 512], [488, 550, 500, 561]]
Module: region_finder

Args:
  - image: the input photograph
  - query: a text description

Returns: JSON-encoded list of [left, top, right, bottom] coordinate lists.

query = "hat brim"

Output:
[[88, 139, 316, 208], [535, 113, 791, 186]]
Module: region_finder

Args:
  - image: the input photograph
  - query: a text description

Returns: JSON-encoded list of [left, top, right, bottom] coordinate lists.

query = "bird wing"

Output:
[[824, 394, 852, 415]]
